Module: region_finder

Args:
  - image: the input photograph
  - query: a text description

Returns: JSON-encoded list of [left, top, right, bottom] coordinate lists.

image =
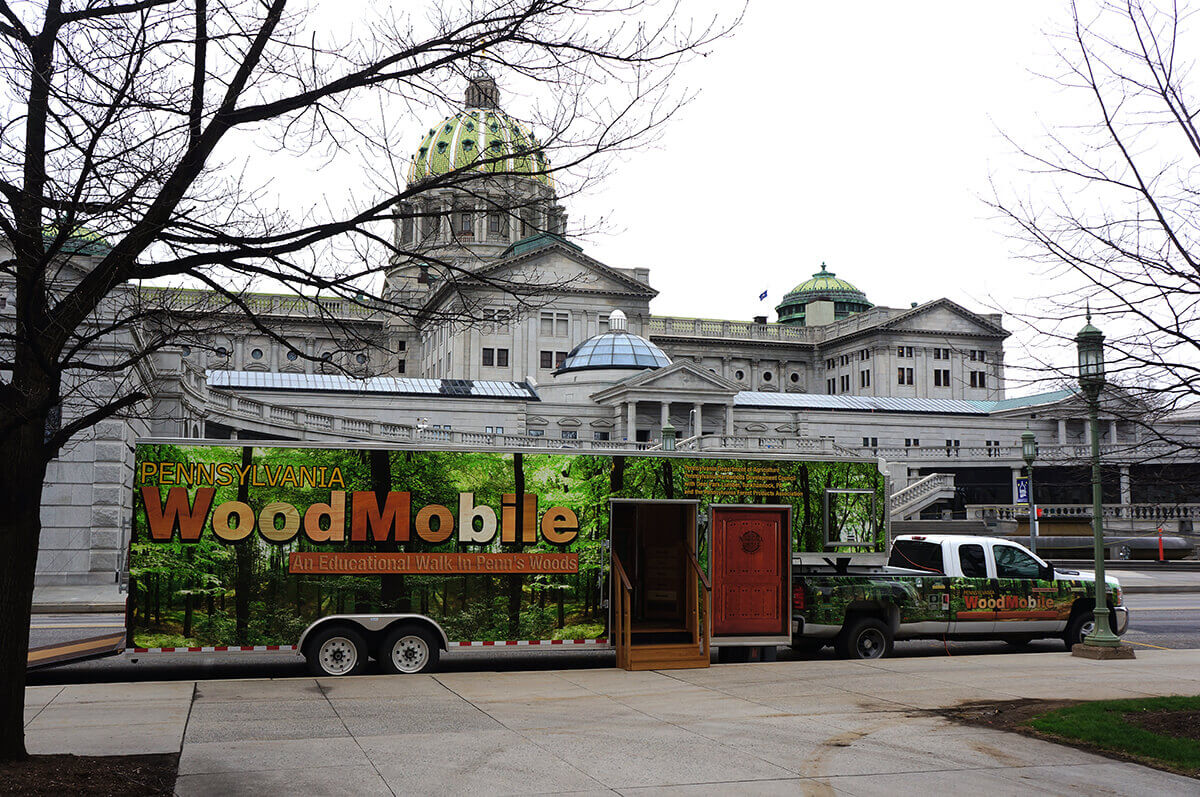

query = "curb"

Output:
[[32, 602, 126, 614], [1120, 585, 1200, 595]]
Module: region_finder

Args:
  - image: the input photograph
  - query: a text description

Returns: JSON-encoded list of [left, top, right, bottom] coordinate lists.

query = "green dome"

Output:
[[41, 224, 113, 256], [776, 263, 872, 326], [406, 103, 552, 187]]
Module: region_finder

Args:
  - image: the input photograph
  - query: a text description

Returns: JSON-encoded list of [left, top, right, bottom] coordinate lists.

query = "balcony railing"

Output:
[[647, 316, 813, 343]]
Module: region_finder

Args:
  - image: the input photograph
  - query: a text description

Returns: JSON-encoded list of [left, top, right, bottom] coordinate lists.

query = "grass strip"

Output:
[[1028, 695, 1200, 774]]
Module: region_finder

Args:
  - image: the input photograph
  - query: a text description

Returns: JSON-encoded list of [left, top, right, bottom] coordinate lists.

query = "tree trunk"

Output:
[[557, 588, 565, 628], [507, 453, 525, 638], [183, 587, 193, 639], [0, 418, 52, 761], [234, 446, 254, 644], [370, 450, 408, 611]]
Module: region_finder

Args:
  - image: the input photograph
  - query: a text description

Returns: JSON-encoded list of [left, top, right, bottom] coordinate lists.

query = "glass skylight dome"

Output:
[[554, 310, 671, 374]]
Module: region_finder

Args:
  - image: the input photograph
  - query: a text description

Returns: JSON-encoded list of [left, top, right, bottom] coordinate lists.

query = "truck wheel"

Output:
[[837, 618, 893, 660], [1064, 610, 1118, 650], [1064, 613, 1094, 650], [378, 624, 440, 674], [306, 625, 369, 677]]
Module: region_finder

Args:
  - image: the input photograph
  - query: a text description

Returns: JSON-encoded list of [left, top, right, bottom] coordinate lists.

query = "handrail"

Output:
[[686, 553, 711, 592], [611, 552, 633, 592]]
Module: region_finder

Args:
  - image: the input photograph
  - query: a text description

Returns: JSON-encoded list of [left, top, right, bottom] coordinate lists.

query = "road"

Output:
[[27, 592, 1200, 685]]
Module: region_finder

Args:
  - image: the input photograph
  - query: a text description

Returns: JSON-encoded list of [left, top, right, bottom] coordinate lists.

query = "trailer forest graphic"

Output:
[[130, 444, 882, 648]]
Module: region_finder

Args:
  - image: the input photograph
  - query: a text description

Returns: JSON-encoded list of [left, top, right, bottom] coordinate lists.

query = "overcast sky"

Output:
[[571, 1, 1065, 326]]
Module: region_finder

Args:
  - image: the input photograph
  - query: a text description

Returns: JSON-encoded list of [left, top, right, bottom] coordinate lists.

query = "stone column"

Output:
[[626, 401, 637, 442], [693, 402, 703, 437], [725, 404, 734, 436], [660, 402, 669, 432], [1119, 465, 1132, 506], [1109, 419, 1119, 445], [1057, 419, 1067, 445]]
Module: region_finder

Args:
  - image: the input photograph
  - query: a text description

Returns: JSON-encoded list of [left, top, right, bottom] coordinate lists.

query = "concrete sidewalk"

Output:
[[1107, 567, 1200, 594], [23, 650, 1200, 795], [32, 583, 125, 613]]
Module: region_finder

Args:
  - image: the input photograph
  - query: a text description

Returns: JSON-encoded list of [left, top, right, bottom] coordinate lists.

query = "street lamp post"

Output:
[[1021, 430, 1038, 555], [1074, 311, 1123, 651]]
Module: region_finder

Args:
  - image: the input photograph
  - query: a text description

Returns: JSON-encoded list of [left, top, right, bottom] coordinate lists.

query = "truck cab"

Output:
[[792, 534, 1129, 658]]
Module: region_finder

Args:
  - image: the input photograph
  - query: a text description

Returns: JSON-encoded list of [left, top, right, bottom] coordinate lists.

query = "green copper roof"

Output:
[[782, 263, 868, 302], [407, 107, 552, 187], [504, 232, 581, 258], [41, 224, 113, 256]]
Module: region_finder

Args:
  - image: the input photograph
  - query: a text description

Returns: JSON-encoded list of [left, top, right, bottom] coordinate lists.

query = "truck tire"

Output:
[[1064, 610, 1118, 650], [378, 624, 440, 674], [305, 625, 369, 677], [837, 617, 893, 660]]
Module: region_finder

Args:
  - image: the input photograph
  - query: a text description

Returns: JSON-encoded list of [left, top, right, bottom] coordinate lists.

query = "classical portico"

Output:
[[590, 361, 740, 442]]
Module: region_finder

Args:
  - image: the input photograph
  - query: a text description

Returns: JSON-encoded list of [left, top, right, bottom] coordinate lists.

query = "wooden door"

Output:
[[711, 507, 789, 637]]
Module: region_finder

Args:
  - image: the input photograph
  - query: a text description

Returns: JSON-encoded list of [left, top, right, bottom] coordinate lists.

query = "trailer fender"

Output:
[[298, 614, 450, 655]]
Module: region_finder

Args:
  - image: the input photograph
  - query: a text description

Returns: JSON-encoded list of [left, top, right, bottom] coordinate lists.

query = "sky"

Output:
[[570, 1, 1066, 323]]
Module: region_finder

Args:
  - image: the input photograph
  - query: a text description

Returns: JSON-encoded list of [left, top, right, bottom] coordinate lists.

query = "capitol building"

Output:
[[8, 76, 1199, 586]]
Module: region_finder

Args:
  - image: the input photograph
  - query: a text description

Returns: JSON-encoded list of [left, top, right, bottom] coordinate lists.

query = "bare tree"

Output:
[[0, 0, 734, 760], [994, 0, 1200, 451]]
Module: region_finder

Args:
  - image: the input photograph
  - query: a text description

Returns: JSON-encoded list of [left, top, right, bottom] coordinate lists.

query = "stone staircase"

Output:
[[889, 473, 957, 520]]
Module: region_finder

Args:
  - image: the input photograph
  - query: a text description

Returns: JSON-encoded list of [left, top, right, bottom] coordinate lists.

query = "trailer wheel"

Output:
[[837, 618, 893, 660], [306, 625, 368, 677], [378, 624, 440, 674]]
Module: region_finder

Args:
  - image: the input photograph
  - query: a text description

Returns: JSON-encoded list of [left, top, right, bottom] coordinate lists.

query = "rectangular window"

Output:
[[862, 437, 877, 448], [528, 429, 544, 437], [396, 340, 406, 352], [561, 430, 578, 440], [933, 348, 941, 360], [539, 350, 553, 369], [840, 374, 850, 392], [905, 438, 920, 447], [898, 368, 914, 385], [397, 359, 406, 374], [986, 439, 1000, 457], [945, 439, 960, 456], [457, 210, 473, 235], [421, 211, 438, 239], [827, 378, 836, 395], [556, 351, 568, 367], [540, 311, 569, 337], [482, 348, 494, 367], [860, 369, 871, 387], [970, 371, 987, 388], [896, 346, 913, 358], [496, 348, 509, 367], [599, 314, 610, 333], [934, 368, 950, 387], [401, 215, 414, 244], [485, 426, 493, 434], [860, 348, 870, 360], [487, 212, 508, 238], [594, 431, 610, 441], [970, 349, 987, 362]]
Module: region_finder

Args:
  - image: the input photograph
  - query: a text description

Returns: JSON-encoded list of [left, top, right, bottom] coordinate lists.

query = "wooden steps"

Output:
[[625, 642, 709, 671]]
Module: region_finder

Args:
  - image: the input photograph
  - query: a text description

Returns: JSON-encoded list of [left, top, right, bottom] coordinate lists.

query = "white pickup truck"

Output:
[[791, 534, 1130, 659]]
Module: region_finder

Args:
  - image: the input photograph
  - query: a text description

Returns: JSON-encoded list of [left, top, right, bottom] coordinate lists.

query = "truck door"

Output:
[[950, 542, 995, 634], [991, 542, 1060, 633]]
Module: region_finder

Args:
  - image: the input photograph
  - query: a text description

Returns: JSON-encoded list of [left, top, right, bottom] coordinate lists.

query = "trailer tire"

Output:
[[378, 624, 440, 675], [837, 618, 893, 660], [305, 625, 369, 677]]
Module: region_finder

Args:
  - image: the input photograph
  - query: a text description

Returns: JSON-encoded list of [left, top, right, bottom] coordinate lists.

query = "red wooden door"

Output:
[[711, 507, 789, 636]]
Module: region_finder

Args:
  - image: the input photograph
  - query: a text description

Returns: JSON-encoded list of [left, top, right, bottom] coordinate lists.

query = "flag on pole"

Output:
[[758, 290, 768, 301]]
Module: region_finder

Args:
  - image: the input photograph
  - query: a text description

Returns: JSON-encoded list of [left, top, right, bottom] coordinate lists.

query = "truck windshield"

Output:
[[888, 540, 944, 574]]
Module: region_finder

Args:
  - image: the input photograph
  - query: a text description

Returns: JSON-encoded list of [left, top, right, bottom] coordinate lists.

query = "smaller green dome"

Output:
[[776, 263, 872, 326]]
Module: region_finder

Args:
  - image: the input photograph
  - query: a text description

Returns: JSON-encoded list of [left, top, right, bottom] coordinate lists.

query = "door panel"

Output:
[[711, 507, 789, 637], [950, 578, 996, 633]]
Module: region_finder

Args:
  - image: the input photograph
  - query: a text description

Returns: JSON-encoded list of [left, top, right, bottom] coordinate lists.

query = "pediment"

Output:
[[882, 299, 1007, 337], [589, 418, 614, 428], [557, 417, 581, 427], [527, 415, 548, 426], [744, 422, 768, 432]]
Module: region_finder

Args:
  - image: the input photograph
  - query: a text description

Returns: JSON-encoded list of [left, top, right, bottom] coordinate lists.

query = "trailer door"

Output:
[[710, 505, 791, 643]]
